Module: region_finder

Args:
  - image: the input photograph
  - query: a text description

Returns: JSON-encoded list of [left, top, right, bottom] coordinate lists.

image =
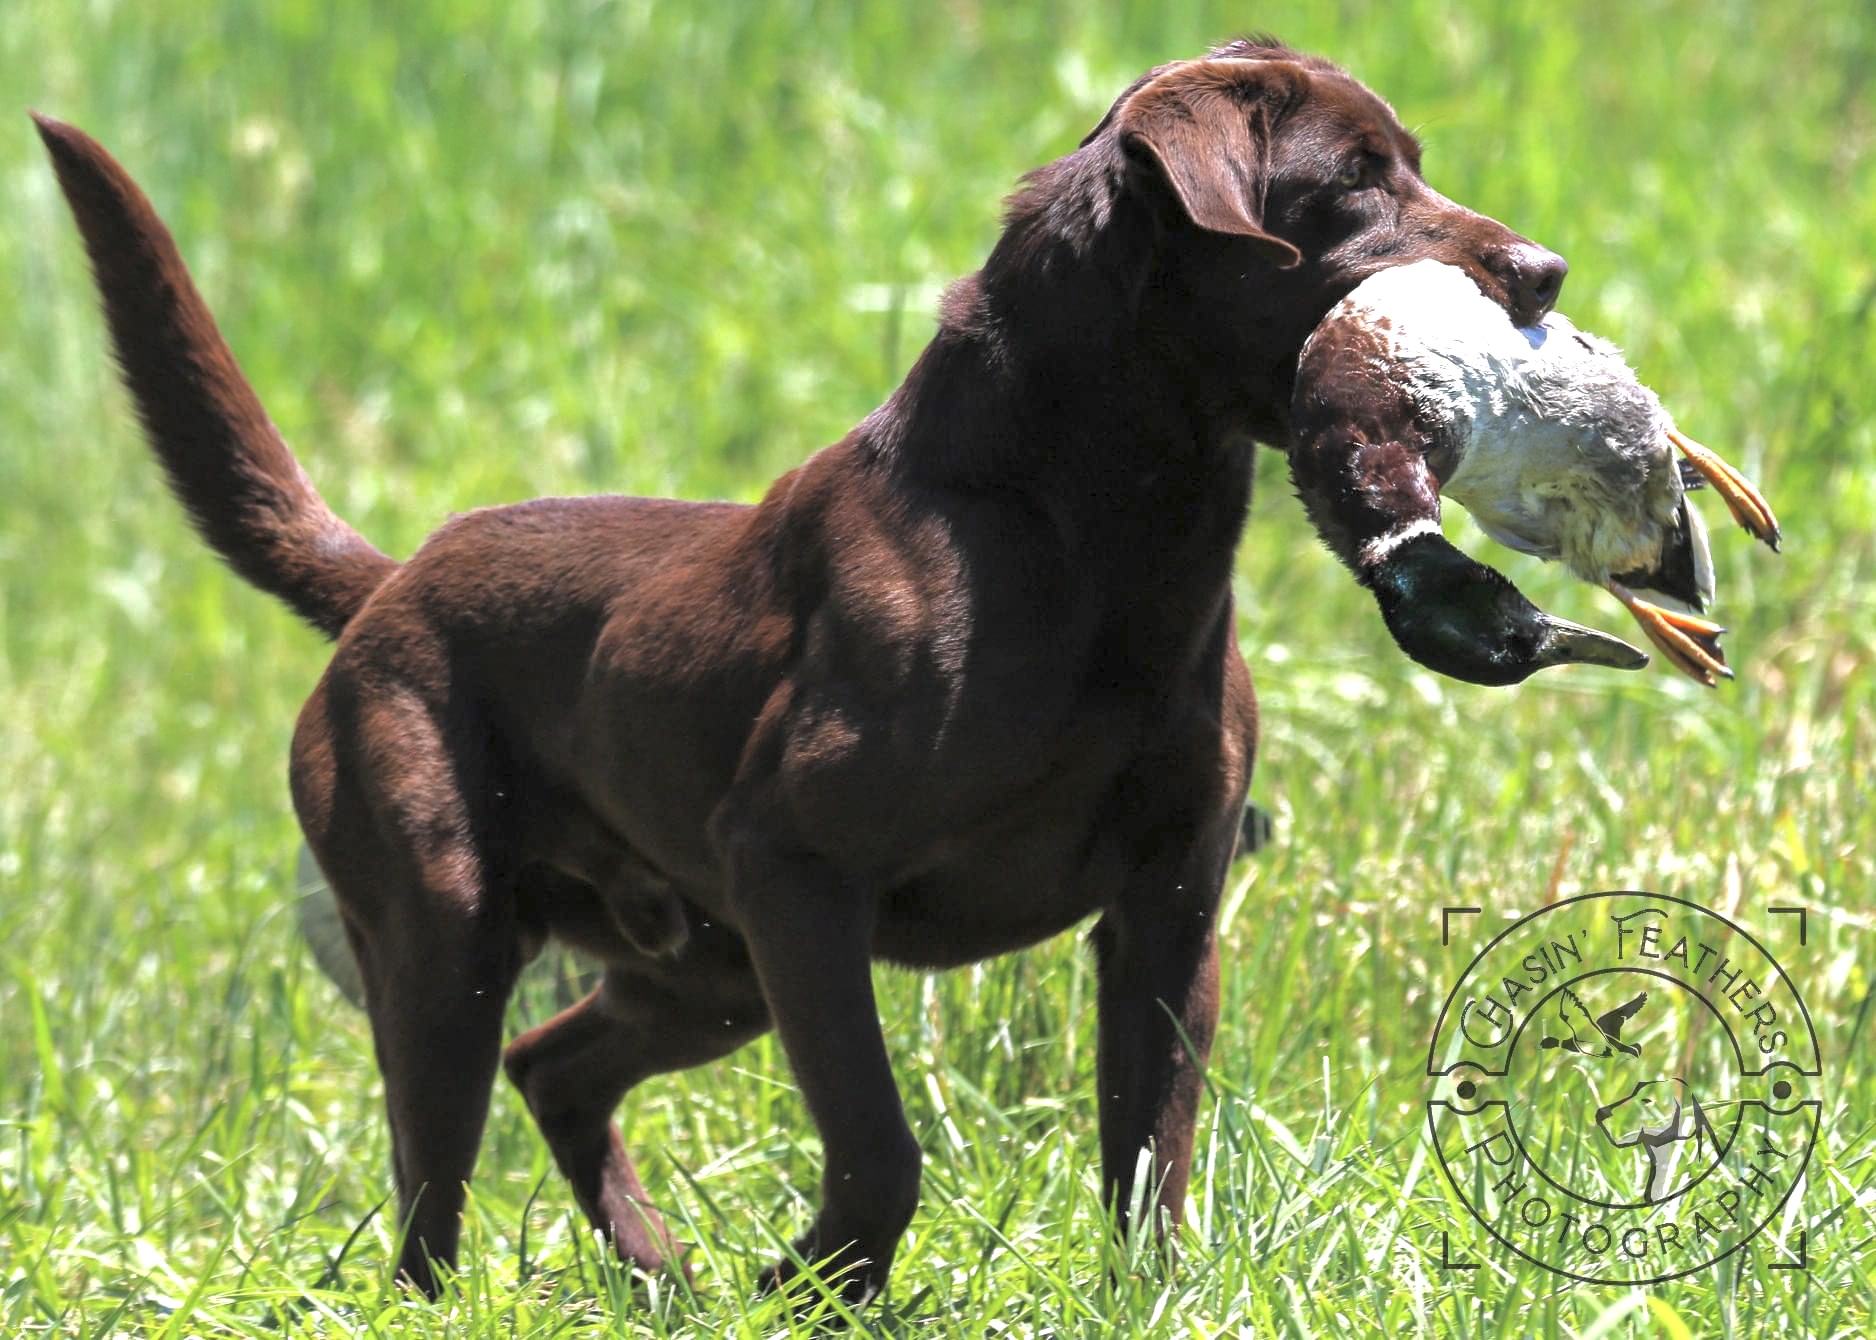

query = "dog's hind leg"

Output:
[[344, 898, 523, 1297], [502, 921, 770, 1275], [525, 798, 691, 959], [296, 682, 527, 1297]]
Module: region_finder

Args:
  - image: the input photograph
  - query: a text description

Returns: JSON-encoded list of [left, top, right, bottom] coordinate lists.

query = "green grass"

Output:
[[3, 0, 1874, 1334]]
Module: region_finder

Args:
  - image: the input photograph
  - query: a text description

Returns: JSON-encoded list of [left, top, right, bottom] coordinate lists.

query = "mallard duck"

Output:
[[1540, 988, 1647, 1059], [1290, 259, 1778, 687]]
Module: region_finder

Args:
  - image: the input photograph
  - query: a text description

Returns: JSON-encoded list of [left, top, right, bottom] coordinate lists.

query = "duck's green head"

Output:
[[1368, 534, 1648, 686]]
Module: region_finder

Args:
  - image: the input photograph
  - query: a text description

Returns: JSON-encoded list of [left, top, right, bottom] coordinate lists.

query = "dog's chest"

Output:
[[863, 684, 1195, 968], [872, 810, 1125, 968]]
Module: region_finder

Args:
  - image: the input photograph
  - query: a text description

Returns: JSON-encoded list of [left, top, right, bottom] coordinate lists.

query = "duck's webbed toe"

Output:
[[1605, 580, 1732, 688], [1668, 428, 1782, 552]]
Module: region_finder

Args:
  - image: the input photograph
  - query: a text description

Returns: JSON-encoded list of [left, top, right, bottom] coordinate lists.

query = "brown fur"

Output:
[[33, 38, 1565, 1303]]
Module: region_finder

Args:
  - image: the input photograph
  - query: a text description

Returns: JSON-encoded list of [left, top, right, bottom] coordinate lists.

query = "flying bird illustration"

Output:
[[1541, 987, 1648, 1058]]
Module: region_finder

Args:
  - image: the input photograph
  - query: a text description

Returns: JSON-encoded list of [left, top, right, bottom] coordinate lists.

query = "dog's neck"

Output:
[[863, 144, 1262, 507], [834, 149, 1258, 674]]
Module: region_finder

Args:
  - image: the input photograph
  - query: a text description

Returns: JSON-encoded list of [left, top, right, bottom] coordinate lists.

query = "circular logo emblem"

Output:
[[1427, 891, 1819, 1284]]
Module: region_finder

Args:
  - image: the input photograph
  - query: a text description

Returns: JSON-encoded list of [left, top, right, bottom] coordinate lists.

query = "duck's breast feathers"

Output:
[[1300, 262, 1703, 584], [1314, 260, 1533, 370], [1306, 262, 1545, 474], [1326, 267, 1681, 513]]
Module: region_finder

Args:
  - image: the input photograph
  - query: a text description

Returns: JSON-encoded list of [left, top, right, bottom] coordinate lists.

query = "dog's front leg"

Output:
[[1091, 897, 1222, 1254], [729, 843, 919, 1304], [1090, 628, 1252, 1259]]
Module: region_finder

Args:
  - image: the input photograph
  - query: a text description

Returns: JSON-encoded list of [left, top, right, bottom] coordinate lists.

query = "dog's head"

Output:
[[1596, 1076, 1706, 1144], [1002, 37, 1565, 444]]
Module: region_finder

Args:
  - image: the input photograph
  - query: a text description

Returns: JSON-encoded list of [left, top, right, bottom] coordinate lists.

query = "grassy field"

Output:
[[4, 0, 1874, 1335]]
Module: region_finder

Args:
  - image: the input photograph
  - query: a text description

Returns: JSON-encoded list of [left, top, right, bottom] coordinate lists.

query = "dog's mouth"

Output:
[[1450, 261, 1535, 329]]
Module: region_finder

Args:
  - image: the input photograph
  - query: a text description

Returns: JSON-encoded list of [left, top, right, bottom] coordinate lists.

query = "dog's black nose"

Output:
[[1491, 242, 1569, 325], [1522, 249, 1568, 313]]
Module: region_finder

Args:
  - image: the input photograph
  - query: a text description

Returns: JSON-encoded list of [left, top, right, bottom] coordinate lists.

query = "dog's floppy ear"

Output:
[[1113, 61, 1304, 269]]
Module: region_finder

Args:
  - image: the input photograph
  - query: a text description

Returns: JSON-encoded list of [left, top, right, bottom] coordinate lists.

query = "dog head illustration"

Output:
[[1594, 1076, 1715, 1202]]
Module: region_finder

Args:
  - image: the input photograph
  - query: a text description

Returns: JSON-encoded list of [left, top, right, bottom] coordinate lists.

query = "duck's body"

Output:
[[1320, 259, 1712, 603], [1294, 259, 1779, 686]]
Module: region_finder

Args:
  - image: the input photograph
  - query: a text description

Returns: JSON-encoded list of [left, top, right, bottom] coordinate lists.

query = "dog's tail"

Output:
[[32, 113, 396, 640]]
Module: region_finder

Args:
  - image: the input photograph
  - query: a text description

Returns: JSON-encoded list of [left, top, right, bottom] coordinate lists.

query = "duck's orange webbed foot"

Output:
[[1606, 579, 1732, 687], [1668, 427, 1781, 552]]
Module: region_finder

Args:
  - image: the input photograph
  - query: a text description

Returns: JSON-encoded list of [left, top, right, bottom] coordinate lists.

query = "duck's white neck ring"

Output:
[[1360, 517, 1444, 571]]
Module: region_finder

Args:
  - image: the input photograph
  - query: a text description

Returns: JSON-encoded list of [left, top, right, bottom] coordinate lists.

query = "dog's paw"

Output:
[[759, 1225, 889, 1309]]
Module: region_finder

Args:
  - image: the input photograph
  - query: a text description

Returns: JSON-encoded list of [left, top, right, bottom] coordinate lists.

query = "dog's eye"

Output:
[[1336, 160, 1369, 191]]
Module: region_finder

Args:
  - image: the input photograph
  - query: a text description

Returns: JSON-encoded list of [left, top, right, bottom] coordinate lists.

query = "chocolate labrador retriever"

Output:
[[35, 37, 1572, 1303]]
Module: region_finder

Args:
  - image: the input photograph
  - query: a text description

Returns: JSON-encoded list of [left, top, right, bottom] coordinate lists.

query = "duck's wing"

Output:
[[1611, 494, 1715, 612], [1595, 991, 1649, 1045]]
